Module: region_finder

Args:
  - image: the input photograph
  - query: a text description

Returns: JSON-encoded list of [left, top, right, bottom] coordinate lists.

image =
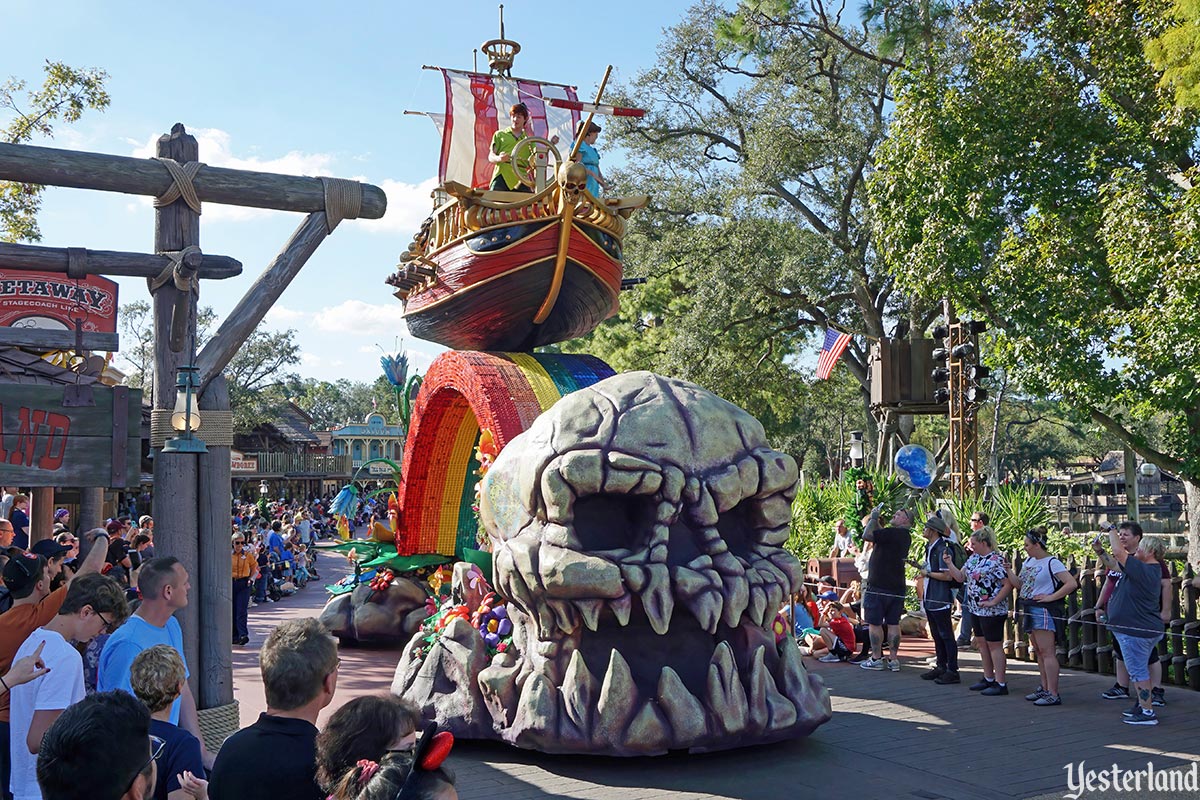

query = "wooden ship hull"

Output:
[[388, 179, 645, 351]]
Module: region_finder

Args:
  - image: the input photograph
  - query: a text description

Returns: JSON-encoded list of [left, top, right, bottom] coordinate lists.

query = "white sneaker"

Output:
[[818, 653, 843, 663], [859, 657, 886, 671]]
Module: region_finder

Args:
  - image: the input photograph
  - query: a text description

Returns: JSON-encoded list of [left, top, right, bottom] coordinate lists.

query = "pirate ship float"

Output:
[[388, 16, 648, 351]]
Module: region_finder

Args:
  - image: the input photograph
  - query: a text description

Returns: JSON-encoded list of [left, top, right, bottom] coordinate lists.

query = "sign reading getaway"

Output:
[[0, 270, 119, 334]]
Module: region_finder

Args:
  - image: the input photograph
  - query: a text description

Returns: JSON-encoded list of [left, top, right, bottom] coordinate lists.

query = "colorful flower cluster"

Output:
[[411, 576, 514, 660]]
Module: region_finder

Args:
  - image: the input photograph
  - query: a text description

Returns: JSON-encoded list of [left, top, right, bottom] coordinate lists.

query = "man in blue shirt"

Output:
[[98, 557, 215, 768]]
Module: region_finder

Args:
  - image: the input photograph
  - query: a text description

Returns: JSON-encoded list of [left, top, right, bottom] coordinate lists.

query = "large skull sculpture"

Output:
[[393, 372, 831, 755]]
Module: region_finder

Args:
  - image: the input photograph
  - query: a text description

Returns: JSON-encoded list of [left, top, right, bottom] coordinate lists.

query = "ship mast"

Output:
[[481, 4, 521, 77]]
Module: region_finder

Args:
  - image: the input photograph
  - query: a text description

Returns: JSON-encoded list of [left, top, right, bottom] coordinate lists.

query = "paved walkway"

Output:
[[231, 560, 1200, 799]]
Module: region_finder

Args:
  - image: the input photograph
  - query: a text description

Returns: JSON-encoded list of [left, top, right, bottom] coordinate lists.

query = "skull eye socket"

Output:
[[715, 501, 757, 559], [572, 494, 656, 552]]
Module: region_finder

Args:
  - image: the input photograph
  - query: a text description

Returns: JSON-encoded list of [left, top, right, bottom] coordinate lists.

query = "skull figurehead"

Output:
[[394, 371, 831, 755]]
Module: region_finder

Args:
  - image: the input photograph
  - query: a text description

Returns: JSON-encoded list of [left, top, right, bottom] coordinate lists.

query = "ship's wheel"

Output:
[[511, 136, 562, 191]]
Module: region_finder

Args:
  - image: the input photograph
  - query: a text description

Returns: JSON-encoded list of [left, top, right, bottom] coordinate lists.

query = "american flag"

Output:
[[816, 328, 852, 380]]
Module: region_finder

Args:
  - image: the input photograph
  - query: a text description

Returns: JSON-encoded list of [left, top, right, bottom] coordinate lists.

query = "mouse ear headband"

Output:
[[394, 721, 454, 799]]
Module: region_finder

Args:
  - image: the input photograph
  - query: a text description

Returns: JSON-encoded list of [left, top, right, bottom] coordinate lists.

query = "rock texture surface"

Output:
[[393, 372, 832, 755]]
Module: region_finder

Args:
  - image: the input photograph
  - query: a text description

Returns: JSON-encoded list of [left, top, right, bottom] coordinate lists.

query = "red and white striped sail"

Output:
[[437, 68, 582, 188]]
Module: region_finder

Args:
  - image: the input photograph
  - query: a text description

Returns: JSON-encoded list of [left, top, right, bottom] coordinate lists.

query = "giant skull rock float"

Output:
[[392, 372, 832, 755]]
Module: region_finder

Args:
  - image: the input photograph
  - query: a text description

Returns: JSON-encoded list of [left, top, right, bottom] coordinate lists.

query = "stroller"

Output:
[[266, 556, 297, 600]]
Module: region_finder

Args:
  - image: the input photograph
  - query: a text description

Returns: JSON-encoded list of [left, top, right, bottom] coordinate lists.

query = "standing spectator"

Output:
[[0, 522, 14, 550], [208, 618, 339, 800], [231, 535, 254, 646], [105, 521, 133, 587], [98, 558, 213, 768], [915, 516, 959, 684], [27, 543, 70, 594], [7, 500, 29, 552], [35, 690, 157, 800], [1104, 530, 1168, 726], [1014, 527, 1077, 706], [1092, 521, 1171, 707], [858, 506, 913, 672], [0, 534, 109, 799], [957, 510, 990, 647], [0, 492, 13, 527], [9, 574, 128, 800], [129, 645, 207, 800], [139, 517, 155, 560], [945, 524, 1014, 695]]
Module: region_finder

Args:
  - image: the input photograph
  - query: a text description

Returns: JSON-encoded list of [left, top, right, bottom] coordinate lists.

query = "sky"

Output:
[[3, 0, 696, 383]]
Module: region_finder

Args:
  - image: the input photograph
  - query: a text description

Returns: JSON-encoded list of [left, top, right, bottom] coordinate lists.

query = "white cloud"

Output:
[[312, 300, 407, 336], [300, 351, 323, 366], [353, 177, 441, 235], [125, 128, 337, 223], [266, 305, 308, 326]]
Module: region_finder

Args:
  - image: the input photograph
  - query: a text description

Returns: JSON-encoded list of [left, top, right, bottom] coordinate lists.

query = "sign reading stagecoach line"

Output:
[[0, 384, 141, 488]]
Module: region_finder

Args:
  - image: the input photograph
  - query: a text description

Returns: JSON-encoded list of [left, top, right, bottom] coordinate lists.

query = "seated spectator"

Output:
[[208, 618, 339, 800], [36, 690, 156, 800], [806, 602, 857, 663], [130, 645, 207, 800], [10, 573, 129, 800], [315, 695, 422, 793]]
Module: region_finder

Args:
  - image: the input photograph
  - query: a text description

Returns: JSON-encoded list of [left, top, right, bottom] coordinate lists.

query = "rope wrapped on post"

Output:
[[151, 409, 235, 449], [320, 177, 363, 232], [148, 245, 203, 295], [153, 157, 205, 214], [66, 247, 87, 279], [196, 701, 240, 753]]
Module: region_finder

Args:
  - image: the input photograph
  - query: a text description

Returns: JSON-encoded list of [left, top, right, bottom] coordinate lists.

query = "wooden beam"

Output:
[[196, 211, 329, 390], [0, 328, 118, 351], [0, 139, 387, 219], [0, 242, 242, 280]]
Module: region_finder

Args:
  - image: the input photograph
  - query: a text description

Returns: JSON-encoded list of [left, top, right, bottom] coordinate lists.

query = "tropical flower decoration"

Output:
[[380, 352, 409, 388], [330, 484, 359, 518], [427, 565, 454, 596], [474, 429, 499, 477], [477, 603, 512, 650], [369, 568, 395, 596], [771, 612, 788, 646], [411, 577, 514, 659]]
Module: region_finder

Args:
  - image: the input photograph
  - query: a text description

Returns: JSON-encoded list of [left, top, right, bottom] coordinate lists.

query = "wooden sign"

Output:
[[0, 270, 119, 351], [0, 384, 141, 487], [231, 452, 258, 472]]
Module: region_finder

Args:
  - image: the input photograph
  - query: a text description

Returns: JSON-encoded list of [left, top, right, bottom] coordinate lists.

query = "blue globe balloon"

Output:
[[894, 444, 936, 489]]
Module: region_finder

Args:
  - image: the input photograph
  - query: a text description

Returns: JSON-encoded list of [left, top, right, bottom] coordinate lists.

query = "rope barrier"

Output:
[[153, 157, 205, 214], [320, 177, 363, 232]]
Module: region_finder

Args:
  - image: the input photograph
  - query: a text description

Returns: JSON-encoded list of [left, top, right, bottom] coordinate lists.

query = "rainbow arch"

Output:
[[395, 351, 614, 557]]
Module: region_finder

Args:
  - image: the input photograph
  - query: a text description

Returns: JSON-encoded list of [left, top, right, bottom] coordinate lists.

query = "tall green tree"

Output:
[[566, 0, 953, 459], [870, 0, 1200, 560], [2, 61, 110, 242]]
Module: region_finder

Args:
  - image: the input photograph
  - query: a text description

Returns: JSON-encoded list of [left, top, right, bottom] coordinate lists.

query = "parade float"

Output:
[[318, 16, 832, 756]]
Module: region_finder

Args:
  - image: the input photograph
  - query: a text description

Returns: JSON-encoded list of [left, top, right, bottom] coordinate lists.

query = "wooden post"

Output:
[[78, 487, 104, 534], [1169, 563, 1185, 686], [198, 376, 233, 707], [1080, 557, 1098, 672], [1184, 564, 1200, 690], [1066, 556, 1081, 668], [151, 124, 202, 690], [30, 488, 54, 544]]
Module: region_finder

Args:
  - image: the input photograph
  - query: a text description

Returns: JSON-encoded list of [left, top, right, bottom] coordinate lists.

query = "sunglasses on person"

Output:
[[123, 735, 165, 796]]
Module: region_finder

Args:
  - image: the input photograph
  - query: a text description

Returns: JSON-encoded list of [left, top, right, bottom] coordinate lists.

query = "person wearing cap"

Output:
[[0, 531, 110, 799], [915, 515, 960, 684], [858, 506, 913, 672], [51, 510, 68, 530], [570, 120, 608, 198], [138, 516, 155, 560], [27, 543, 70, 594]]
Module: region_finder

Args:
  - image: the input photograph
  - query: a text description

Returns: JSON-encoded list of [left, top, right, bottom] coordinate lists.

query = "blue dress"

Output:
[[577, 140, 602, 197]]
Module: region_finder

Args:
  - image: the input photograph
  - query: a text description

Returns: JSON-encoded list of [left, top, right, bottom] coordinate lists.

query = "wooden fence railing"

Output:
[[999, 554, 1200, 691]]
